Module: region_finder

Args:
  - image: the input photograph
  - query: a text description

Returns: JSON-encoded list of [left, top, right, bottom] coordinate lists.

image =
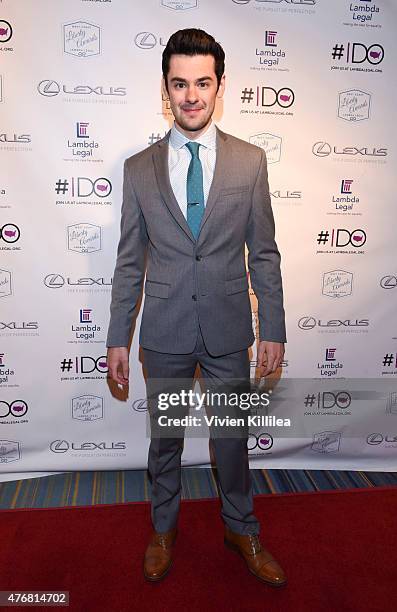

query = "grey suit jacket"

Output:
[[106, 126, 286, 355]]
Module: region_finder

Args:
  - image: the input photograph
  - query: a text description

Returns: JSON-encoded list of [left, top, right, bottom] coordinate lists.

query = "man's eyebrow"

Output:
[[170, 76, 214, 83]]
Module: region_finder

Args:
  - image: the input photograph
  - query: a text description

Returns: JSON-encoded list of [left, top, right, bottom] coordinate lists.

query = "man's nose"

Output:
[[186, 85, 198, 103]]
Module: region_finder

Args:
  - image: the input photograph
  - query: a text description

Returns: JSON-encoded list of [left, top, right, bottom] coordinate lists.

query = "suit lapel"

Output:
[[197, 126, 228, 239], [152, 126, 229, 243], [152, 132, 195, 243]]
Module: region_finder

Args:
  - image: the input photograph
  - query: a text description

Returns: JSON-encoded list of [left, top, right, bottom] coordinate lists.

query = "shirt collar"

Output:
[[169, 120, 217, 152]]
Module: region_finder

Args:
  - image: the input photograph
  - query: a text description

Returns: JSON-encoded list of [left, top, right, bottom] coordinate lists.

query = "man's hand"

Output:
[[256, 341, 284, 377], [107, 347, 129, 387]]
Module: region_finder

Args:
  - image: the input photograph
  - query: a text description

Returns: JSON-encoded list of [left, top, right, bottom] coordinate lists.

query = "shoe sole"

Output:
[[224, 538, 287, 588]]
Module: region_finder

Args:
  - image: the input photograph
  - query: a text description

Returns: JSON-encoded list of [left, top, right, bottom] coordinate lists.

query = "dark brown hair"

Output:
[[162, 28, 225, 91]]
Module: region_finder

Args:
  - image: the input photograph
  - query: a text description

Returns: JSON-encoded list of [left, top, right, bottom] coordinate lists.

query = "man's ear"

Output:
[[217, 74, 226, 99], [161, 76, 169, 99]]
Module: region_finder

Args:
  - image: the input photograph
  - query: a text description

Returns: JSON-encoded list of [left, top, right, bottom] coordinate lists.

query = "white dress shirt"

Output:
[[168, 120, 217, 219]]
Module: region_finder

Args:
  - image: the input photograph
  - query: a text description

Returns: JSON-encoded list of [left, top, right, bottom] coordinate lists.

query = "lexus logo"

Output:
[[132, 398, 148, 412], [298, 316, 316, 330], [50, 440, 69, 453], [134, 32, 157, 49], [366, 434, 383, 445], [44, 274, 65, 288], [312, 142, 332, 157], [380, 275, 397, 289], [37, 80, 60, 97]]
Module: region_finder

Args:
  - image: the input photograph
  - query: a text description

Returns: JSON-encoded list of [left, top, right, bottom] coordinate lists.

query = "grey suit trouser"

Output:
[[142, 325, 260, 536]]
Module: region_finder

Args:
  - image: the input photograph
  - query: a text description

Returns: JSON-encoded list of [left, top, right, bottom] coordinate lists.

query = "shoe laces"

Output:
[[156, 534, 170, 549], [247, 534, 262, 555]]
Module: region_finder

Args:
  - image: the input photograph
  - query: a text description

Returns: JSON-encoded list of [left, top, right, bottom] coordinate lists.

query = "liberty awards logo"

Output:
[[0, 440, 21, 463], [338, 89, 371, 122], [249, 133, 282, 164], [67, 223, 102, 254], [252, 30, 289, 72], [161, 0, 198, 10], [0, 269, 12, 298], [63, 21, 101, 58], [311, 431, 341, 453], [322, 270, 353, 298], [71, 395, 104, 421]]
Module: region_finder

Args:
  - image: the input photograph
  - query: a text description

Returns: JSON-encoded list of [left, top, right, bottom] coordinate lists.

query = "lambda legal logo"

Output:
[[80, 308, 92, 323], [341, 179, 353, 194], [76, 122, 89, 138], [325, 348, 336, 361], [265, 31, 277, 46]]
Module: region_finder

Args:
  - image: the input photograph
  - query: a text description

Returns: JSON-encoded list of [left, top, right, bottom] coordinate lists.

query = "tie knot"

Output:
[[186, 141, 200, 158]]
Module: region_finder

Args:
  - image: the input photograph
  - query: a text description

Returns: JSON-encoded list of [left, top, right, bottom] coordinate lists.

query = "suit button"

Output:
[[195, 255, 202, 261], [192, 294, 197, 301]]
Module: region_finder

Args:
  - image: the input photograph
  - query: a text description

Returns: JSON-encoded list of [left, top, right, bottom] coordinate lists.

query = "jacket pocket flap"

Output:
[[219, 186, 250, 197], [145, 280, 170, 299], [225, 275, 249, 295]]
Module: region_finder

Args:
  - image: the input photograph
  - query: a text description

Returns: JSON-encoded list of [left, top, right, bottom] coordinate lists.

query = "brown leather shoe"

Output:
[[143, 528, 177, 582], [224, 526, 287, 587]]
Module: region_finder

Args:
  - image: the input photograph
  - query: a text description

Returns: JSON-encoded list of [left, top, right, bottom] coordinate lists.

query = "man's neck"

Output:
[[173, 119, 213, 140]]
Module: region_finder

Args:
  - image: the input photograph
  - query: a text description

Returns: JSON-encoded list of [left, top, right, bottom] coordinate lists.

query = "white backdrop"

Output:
[[1, 0, 397, 481]]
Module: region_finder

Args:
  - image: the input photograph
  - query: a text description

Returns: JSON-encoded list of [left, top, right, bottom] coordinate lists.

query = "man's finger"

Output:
[[121, 360, 129, 382]]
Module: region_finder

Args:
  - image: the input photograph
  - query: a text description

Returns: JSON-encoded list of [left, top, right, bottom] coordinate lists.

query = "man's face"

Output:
[[163, 54, 225, 138]]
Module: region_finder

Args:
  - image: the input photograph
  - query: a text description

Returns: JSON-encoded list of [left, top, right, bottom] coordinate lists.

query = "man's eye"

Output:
[[175, 83, 185, 89], [199, 82, 209, 88]]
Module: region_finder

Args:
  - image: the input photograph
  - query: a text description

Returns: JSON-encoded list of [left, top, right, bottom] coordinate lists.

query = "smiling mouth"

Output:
[[182, 107, 203, 113]]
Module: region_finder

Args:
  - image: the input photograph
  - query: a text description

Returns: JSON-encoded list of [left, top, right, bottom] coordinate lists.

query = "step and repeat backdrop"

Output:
[[1, 0, 396, 480]]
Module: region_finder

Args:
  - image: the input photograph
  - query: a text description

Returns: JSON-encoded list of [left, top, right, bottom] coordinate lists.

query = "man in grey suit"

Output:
[[107, 29, 287, 587]]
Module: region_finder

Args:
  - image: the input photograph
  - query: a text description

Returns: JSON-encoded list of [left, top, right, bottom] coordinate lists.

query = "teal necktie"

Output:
[[186, 141, 205, 240]]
